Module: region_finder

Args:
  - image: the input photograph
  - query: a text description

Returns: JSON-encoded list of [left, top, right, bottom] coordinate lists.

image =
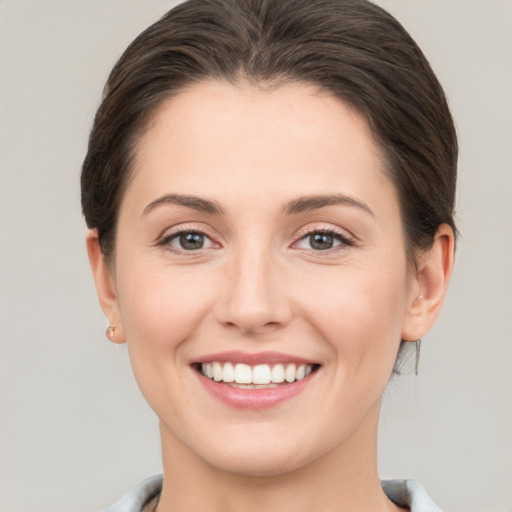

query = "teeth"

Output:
[[285, 364, 296, 383], [230, 383, 278, 389], [271, 364, 285, 383], [234, 363, 252, 384], [253, 364, 271, 384], [200, 362, 314, 385], [212, 362, 223, 381], [223, 362, 235, 382]]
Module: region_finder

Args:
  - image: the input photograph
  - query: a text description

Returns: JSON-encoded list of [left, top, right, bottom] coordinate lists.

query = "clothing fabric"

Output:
[[105, 474, 442, 512]]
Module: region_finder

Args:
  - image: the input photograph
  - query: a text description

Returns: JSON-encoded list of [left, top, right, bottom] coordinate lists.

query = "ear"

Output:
[[86, 229, 126, 344], [401, 224, 455, 342]]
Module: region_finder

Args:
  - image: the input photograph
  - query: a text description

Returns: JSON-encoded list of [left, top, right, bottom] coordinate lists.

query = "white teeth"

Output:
[[296, 365, 306, 381], [212, 362, 223, 381], [234, 363, 252, 384], [253, 364, 271, 384], [223, 362, 235, 382], [230, 383, 278, 389], [285, 364, 296, 383], [271, 364, 285, 383], [200, 362, 315, 385]]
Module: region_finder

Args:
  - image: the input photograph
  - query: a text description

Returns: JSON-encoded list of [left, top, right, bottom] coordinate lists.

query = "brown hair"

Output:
[[81, 0, 457, 265]]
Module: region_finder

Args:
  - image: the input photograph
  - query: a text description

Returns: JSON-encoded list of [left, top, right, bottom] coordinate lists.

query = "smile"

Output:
[[192, 352, 320, 410], [200, 362, 315, 387]]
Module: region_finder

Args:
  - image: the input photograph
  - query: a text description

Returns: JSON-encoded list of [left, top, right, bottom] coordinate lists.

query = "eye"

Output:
[[295, 230, 352, 251], [162, 231, 213, 251]]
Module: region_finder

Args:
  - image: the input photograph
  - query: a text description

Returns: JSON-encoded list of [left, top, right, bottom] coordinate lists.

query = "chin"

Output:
[[183, 426, 327, 478], [206, 447, 312, 478]]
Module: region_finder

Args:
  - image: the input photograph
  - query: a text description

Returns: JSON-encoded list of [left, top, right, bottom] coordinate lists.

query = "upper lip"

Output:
[[191, 350, 318, 366]]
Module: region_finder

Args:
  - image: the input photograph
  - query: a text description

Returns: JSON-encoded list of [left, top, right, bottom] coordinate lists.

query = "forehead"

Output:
[[125, 80, 397, 216]]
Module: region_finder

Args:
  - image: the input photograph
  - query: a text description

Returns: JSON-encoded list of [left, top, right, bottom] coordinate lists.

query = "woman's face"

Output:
[[101, 81, 424, 475]]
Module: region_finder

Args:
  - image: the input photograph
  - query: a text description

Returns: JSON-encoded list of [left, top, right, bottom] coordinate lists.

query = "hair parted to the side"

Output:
[[81, 0, 457, 267]]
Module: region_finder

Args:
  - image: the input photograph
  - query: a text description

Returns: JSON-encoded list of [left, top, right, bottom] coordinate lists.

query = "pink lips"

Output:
[[193, 350, 316, 366], [192, 351, 319, 410]]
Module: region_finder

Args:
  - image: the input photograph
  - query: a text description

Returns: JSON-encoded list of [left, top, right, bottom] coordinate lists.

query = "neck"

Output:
[[155, 411, 405, 512]]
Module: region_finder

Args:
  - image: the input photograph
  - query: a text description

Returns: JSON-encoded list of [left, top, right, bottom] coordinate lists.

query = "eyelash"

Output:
[[158, 228, 216, 253], [293, 228, 354, 252], [157, 227, 354, 253]]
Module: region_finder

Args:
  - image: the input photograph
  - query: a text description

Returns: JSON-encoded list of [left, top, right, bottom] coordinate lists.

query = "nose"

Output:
[[216, 245, 292, 335]]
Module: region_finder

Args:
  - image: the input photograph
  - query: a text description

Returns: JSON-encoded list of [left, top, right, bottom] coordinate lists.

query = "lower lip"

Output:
[[196, 371, 316, 410]]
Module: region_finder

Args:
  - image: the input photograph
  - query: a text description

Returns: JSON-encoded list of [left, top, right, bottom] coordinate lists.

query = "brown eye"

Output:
[[309, 233, 335, 250], [295, 230, 352, 252], [179, 232, 205, 250], [163, 231, 213, 251]]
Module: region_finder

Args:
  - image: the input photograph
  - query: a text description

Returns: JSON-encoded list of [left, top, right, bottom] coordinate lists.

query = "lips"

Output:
[[192, 351, 320, 409]]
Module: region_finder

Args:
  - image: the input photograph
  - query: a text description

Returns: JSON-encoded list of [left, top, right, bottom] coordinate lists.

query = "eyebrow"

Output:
[[283, 194, 374, 216], [142, 193, 224, 216], [142, 192, 373, 218]]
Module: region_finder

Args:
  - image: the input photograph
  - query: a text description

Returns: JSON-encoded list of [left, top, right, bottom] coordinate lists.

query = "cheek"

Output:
[[299, 261, 409, 368], [115, 262, 222, 417], [116, 261, 218, 354]]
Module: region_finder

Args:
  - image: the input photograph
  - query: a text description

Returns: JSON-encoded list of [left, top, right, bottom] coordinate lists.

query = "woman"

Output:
[[81, 0, 456, 510]]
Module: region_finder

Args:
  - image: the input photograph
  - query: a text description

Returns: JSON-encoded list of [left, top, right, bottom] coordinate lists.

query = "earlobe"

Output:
[[401, 224, 455, 342], [105, 324, 125, 345], [86, 229, 126, 344]]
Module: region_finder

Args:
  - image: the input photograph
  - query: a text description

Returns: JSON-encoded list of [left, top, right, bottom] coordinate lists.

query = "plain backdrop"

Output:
[[0, 1, 511, 511]]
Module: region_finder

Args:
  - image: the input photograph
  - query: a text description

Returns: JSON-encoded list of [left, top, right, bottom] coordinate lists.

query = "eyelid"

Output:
[[154, 222, 354, 253], [291, 224, 355, 250], [155, 222, 214, 240], [156, 223, 221, 251], [164, 231, 213, 250]]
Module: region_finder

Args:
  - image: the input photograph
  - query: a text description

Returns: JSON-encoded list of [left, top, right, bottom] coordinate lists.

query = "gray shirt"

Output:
[[106, 475, 442, 512]]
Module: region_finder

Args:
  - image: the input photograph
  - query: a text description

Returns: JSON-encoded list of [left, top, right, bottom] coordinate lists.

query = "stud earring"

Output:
[[106, 325, 116, 341]]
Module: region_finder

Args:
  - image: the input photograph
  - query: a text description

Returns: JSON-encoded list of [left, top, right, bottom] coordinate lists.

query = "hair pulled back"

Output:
[[81, 0, 457, 264]]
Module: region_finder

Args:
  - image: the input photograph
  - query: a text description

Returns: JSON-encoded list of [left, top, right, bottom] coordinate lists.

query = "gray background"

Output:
[[0, 1, 510, 511]]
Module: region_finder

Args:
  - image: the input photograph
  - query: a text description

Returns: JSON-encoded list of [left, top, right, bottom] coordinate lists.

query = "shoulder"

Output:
[[105, 475, 163, 512], [382, 479, 442, 512]]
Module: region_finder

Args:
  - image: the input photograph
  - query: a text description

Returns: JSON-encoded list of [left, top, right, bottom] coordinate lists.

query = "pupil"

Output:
[[180, 232, 204, 250], [310, 233, 333, 250]]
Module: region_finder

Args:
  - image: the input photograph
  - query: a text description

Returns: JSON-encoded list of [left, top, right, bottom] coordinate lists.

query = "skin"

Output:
[[88, 80, 454, 512]]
